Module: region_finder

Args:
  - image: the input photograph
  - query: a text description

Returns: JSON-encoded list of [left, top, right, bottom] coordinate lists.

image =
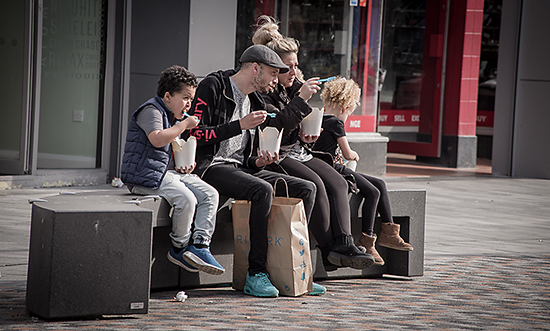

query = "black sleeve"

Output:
[[188, 76, 242, 146]]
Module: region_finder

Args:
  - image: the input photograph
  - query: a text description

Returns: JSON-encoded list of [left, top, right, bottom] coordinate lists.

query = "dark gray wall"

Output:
[[129, 0, 190, 113], [493, 0, 550, 178], [511, 0, 550, 178]]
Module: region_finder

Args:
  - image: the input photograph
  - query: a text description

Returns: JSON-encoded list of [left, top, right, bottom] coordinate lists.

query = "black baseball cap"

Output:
[[239, 45, 289, 73]]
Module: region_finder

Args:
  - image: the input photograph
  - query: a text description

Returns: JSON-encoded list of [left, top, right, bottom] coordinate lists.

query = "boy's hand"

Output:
[[240, 111, 267, 130], [176, 162, 196, 174], [182, 116, 200, 130], [298, 78, 321, 101], [255, 150, 278, 167]]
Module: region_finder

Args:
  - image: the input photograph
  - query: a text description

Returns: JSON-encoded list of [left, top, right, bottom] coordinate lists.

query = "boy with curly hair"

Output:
[[121, 65, 224, 275]]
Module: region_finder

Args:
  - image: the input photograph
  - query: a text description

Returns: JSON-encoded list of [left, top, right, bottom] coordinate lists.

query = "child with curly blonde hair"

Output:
[[314, 77, 413, 266]]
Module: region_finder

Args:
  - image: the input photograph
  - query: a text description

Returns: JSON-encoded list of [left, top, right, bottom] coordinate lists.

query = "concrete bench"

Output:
[[26, 186, 425, 318], [140, 188, 426, 289]]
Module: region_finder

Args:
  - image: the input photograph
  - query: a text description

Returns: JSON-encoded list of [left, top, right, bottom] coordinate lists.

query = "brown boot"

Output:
[[357, 233, 384, 266], [378, 222, 414, 251]]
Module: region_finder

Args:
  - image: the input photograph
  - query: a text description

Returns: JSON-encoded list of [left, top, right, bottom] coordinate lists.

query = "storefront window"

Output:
[[37, 0, 107, 168], [476, 0, 501, 159], [286, 1, 346, 81], [378, 0, 425, 141], [347, 1, 383, 133], [235, 0, 383, 133]]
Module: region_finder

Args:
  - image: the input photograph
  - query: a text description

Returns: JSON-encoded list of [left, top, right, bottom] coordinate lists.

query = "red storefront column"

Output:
[[419, 0, 484, 167]]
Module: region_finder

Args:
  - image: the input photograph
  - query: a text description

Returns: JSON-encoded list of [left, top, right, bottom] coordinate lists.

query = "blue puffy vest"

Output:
[[121, 96, 173, 189]]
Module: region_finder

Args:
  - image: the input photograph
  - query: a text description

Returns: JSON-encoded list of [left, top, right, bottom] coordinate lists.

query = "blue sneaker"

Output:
[[183, 245, 225, 275], [308, 282, 326, 296], [244, 272, 279, 298], [167, 246, 198, 273]]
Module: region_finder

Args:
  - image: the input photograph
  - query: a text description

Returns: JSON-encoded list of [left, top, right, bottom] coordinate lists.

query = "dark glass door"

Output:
[[378, 0, 448, 156]]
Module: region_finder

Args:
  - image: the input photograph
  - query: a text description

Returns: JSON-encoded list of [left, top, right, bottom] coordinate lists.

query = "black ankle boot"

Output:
[[318, 245, 339, 272], [327, 234, 375, 269]]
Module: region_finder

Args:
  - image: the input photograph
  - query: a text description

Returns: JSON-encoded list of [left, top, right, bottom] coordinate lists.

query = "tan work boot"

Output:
[[378, 222, 414, 251], [357, 233, 384, 266]]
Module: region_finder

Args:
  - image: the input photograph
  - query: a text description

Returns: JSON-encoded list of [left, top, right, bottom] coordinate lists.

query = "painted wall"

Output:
[[188, 0, 238, 78], [493, 0, 550, 178], [128, 0, 191, 115], [511, 0, 550, 178]]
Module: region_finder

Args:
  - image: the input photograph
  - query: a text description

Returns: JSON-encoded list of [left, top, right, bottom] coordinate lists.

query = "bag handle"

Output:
[[274, 177, 289, 198]]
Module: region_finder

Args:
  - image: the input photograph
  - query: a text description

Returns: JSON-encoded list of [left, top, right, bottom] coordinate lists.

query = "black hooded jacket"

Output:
[[188, 69, 266, 177]]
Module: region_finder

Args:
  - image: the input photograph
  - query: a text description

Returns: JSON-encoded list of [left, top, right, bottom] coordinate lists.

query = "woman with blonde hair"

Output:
[[254, 16, 374, 272]]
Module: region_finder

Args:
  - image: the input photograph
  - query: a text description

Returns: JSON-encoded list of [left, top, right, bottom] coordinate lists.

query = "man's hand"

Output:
[[299, 129, 319, 144], [176, 162, 196, 174], [255, 150, 279, 167], [239, 111, 267, 130]]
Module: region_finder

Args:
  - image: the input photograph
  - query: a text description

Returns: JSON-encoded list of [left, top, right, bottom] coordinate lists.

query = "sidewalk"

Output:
[[1, 158, 549, 330]]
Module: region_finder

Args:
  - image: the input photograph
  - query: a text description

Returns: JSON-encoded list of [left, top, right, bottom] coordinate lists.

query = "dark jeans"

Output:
[[279, 157, 352, 247], [202, 163, 316, 276], [338, 165, 393, 235]]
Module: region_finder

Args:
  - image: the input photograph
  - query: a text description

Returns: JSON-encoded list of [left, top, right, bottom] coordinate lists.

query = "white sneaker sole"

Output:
[[167, 252, 199, 273], [183, 251, 225, 275]]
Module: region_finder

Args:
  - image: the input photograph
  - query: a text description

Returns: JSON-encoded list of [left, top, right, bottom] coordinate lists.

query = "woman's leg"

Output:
[[302, 158, 352, 237], [285, 157, 373, 270], [279, 157, 331, 247]]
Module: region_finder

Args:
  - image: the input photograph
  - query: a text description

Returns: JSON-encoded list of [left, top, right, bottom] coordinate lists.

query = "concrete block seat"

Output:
[[27, 187, 426, 297], [26, 191, 154, 319]]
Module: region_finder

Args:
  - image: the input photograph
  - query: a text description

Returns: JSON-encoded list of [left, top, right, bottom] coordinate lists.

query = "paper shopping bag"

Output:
[[231, 200, 252, 291], [231, 184, 313, 296]]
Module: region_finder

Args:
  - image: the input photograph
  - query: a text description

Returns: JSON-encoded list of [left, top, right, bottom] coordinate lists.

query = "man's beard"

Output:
[[253, 66, 273, 94]]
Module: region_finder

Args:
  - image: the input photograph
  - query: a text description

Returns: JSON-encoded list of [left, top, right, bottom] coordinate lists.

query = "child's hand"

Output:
[[183, 116, 200, 129], [176, 162, 196, 174], [349, 151, 360, 162], [298, 78, 321, 101]]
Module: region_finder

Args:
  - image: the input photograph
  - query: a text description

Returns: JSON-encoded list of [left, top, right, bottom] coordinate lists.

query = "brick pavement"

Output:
[[2, 255, 549, 330], [2, 174, 549, 330]]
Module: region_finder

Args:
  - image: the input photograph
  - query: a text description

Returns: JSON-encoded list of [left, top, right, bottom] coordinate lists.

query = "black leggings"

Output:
[[278, 157, 352, 247], [339, 166, 393, 235]]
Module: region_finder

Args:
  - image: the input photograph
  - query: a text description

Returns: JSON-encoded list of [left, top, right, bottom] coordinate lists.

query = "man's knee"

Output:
[[291, 177, 317, 198], [250, 179, 274, 201]]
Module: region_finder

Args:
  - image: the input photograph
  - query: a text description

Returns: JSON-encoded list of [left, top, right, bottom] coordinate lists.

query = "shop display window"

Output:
[[378, 0, 425, 140], [235, 0, 383, 133], [37, 0, 108, 168]]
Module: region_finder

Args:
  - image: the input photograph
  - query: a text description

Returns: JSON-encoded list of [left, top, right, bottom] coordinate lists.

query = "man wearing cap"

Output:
[[188, 45, 321, 297]]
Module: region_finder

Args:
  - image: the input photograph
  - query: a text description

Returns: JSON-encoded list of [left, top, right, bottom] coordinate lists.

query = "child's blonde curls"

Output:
[[320, 77, 361, 113]]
